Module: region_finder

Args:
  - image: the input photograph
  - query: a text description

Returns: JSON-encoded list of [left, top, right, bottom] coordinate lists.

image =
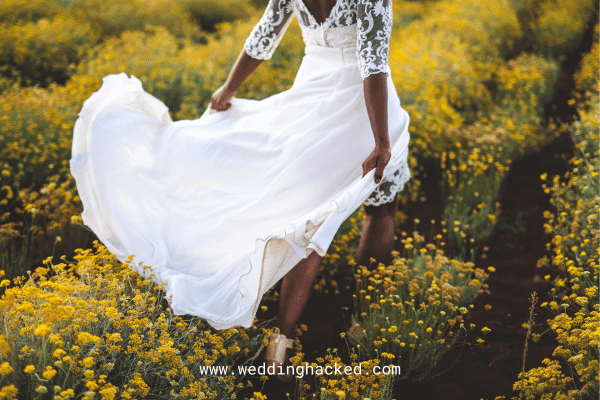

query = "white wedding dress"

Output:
[[70, 0, 410, 330]]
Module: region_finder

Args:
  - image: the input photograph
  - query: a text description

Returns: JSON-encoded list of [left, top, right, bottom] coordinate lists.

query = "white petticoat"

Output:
[[70, 44, 410, 330]]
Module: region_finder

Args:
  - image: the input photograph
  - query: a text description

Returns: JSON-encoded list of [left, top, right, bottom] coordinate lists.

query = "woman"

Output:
[[69, 0, 410, 383]]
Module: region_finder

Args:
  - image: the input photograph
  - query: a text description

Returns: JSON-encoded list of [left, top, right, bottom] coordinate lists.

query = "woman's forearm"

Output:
[[223, 50, 264, 96], [363, 73, 389, 148]]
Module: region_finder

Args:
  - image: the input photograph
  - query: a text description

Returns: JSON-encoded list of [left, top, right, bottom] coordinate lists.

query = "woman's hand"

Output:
[[209, 50, 263, 113], [362, 145, 391, 184], [210, 85, 236, 112]]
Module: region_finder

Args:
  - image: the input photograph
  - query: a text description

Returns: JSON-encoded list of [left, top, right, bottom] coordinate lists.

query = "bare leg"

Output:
[[276, 250, 322, 337], [266, 251, 321, 382], [356, 194, 398, 270]]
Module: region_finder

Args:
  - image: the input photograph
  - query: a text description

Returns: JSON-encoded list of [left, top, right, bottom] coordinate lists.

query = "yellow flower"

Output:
[[77, 332, 100, 346], [82, 357, 95, 369], [43, 367, 57, 380], [24, 365, 36, 373], [0, 362, 13, 375], [104, 307, 119, 319], [53, 349, 66, 358], [35, 386, 48, 394], [34, 324, 52, 337], [0, 386, 18, 399]]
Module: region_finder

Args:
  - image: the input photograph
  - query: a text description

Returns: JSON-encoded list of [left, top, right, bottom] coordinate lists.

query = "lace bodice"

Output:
[[243, 0, 392, 79]]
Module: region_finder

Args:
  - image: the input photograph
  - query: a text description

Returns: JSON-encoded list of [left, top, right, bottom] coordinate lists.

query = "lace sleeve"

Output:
[[243, 0, 295, 60], [356, 0, 393, 80]]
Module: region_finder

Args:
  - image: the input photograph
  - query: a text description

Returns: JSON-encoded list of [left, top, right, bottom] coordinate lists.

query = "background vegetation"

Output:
[[0, 0, 597, 399]]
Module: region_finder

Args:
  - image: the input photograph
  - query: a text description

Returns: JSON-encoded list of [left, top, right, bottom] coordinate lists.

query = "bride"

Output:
[[70, 0, 410, 382]]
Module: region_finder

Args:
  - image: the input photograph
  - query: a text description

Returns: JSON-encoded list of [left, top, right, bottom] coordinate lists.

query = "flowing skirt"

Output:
[[70, 44, 410, 330]]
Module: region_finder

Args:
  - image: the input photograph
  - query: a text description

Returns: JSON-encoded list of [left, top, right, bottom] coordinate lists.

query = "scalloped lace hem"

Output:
[[363, 159, 410, 206]]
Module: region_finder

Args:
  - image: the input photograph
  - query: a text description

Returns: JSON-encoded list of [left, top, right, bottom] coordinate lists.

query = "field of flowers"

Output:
[[510, 25, 599, 399], [0, 0, 597, 399]]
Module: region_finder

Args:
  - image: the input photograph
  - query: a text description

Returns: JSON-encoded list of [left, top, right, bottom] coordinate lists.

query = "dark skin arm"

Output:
[[211, 50, 390, 184], [362, 72, 390, 184], [210, 50, 262, 111]]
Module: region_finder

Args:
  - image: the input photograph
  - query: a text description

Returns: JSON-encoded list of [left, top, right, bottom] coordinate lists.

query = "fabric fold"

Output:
[[70, 46, 410, 330]]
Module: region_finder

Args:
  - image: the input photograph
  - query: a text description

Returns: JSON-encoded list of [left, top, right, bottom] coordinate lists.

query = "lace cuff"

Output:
[[363, 159, 410, 206], [243, 0, 295, 60], [356, 0, 393, 80]]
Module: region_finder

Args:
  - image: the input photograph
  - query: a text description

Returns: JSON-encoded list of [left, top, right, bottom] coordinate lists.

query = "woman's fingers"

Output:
[[375, 148, 392, 183], [362, 157, 375, 178], [375, 157, 384, 183], [362, 147, 390, 182], [211, 100, 231, 112], [210, 85, 234, 112]]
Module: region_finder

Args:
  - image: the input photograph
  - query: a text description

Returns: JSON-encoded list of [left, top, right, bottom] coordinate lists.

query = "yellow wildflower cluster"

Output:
[[349, 242, 490, 382], [494, 53, 559, 129], [317, 209, 364, 292], [0, 0, 263, 86], [389, 0, 522, 158], [0, 242, 266, 399], [440, 52, 559, 246], [573, 24, 599, 98], [66, 0, 203, 39], [512, 38, 599, 399], [439, 0, 596, 246], [386, 0, 589, 252], [520, 0, 596, 59], [0, 0, 56, 24], [176, 0, 256, 32], [294, 348, 397, 400], [442, 141, 506, 246], [0, 12, 100, 87]]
